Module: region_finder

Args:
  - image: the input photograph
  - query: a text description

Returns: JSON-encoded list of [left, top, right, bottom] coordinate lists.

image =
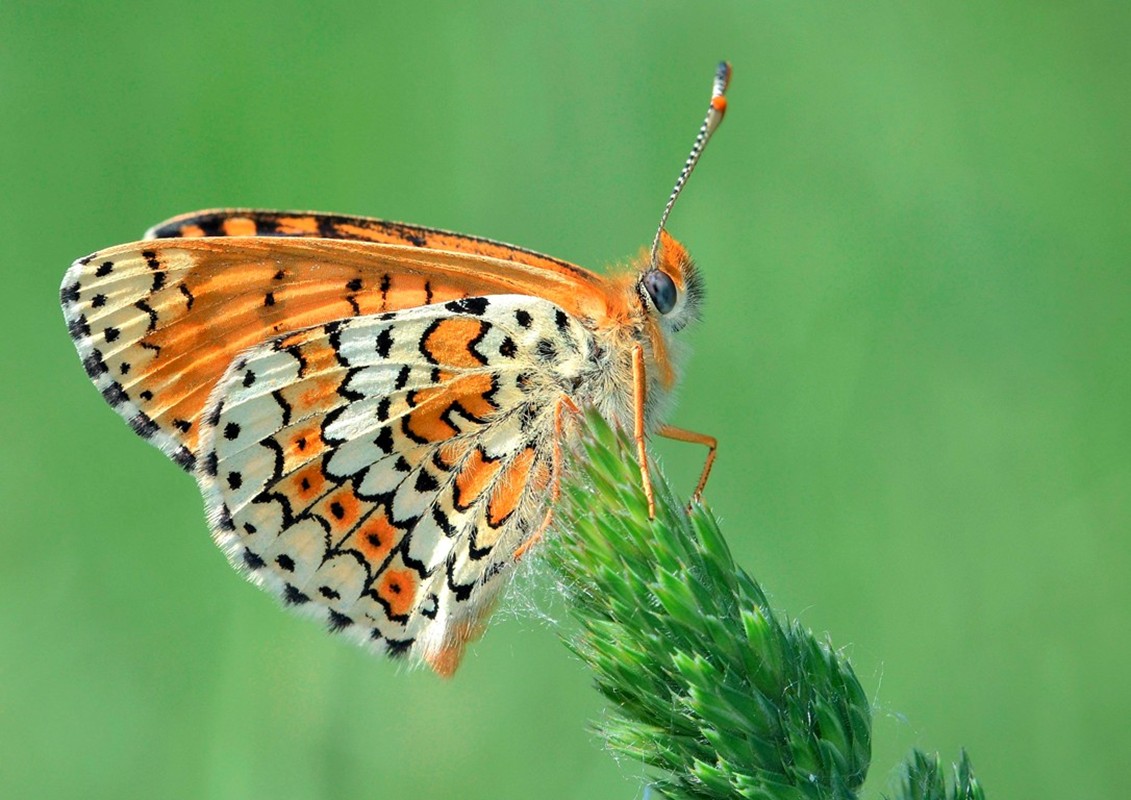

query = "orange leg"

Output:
[[513, 395, 579, 561], [656, 424, 717, 504], [631, 344, 657, 519]]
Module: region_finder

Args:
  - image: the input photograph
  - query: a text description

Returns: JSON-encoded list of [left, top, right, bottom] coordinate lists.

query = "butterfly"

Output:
[[60, 62, 731, 676]]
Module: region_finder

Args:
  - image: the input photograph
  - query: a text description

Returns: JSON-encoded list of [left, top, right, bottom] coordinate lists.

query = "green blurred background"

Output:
[[2, 2, 1128, 798]]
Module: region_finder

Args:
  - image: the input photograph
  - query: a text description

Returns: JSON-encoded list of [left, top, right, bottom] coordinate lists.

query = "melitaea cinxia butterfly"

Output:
[[61, 62, 731, 676]]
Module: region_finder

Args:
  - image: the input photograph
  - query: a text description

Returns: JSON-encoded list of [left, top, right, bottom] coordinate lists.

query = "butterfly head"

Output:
[[639, 231, 704, 333]]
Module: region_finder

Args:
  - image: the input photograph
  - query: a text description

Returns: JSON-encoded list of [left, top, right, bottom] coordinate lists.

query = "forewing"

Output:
[[61, 236, 610, 470], [196, 295, 593, 674]]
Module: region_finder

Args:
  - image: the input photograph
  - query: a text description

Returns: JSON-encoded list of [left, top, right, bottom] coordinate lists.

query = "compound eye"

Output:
[[643, 270, 678, 314]]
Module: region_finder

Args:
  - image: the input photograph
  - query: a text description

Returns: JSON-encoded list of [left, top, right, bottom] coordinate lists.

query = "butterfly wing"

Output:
[[196, 294, 593, 674], [61, 236, 614, 470], [145, 208, 589, 277]]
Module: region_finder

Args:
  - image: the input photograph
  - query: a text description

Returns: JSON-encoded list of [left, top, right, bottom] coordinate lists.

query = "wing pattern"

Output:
[[197, 295, 592, 674], [60, 237, 610, 471]]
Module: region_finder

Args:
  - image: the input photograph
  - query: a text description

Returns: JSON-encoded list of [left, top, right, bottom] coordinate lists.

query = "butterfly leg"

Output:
[[513, 394, 581, 561], [632, 343, 657, 519], [656, 424, 717, 505]]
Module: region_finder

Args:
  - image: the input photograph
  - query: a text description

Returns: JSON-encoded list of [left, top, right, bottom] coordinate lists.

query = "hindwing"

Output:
[[196, 295, 593, 673]]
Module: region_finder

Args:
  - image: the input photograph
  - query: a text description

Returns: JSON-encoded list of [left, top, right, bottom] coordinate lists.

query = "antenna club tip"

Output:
[[716, 61, 732, 91], [650, 60, 732, 249]]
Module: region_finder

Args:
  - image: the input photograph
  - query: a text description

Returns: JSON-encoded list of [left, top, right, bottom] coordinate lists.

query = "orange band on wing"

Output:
[[454, 448, 502, 511], [420, 318, 488, 368], [487, 448, 536, 527], [273, 216, 321, 235], [221, 217, 257, 236]]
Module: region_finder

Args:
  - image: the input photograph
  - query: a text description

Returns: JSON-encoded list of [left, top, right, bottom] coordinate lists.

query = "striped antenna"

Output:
[[649, 61, 732, 268]]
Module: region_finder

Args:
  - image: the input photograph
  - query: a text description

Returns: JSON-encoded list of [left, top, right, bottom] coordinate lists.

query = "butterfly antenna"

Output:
[[649, 61, 732, 268]]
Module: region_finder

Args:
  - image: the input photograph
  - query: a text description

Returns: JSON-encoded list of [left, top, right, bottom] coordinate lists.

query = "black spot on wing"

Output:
[[414, 469, 439, 493], [206, 400, 223, 427], [243, 548, 266, 570], [385, 638, 414, 658], [444, 297, 489, 316], [374, 427, 393, 454], [83, 350, 108, 379], [68, 315, 91, 340], [172, 446, 196, 472], [60, 282, 80, 304], [283, 583, 309, 605], [101, 381, 127, 407], [129, 412, 159, 438], [375, 327, 394, 358]]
